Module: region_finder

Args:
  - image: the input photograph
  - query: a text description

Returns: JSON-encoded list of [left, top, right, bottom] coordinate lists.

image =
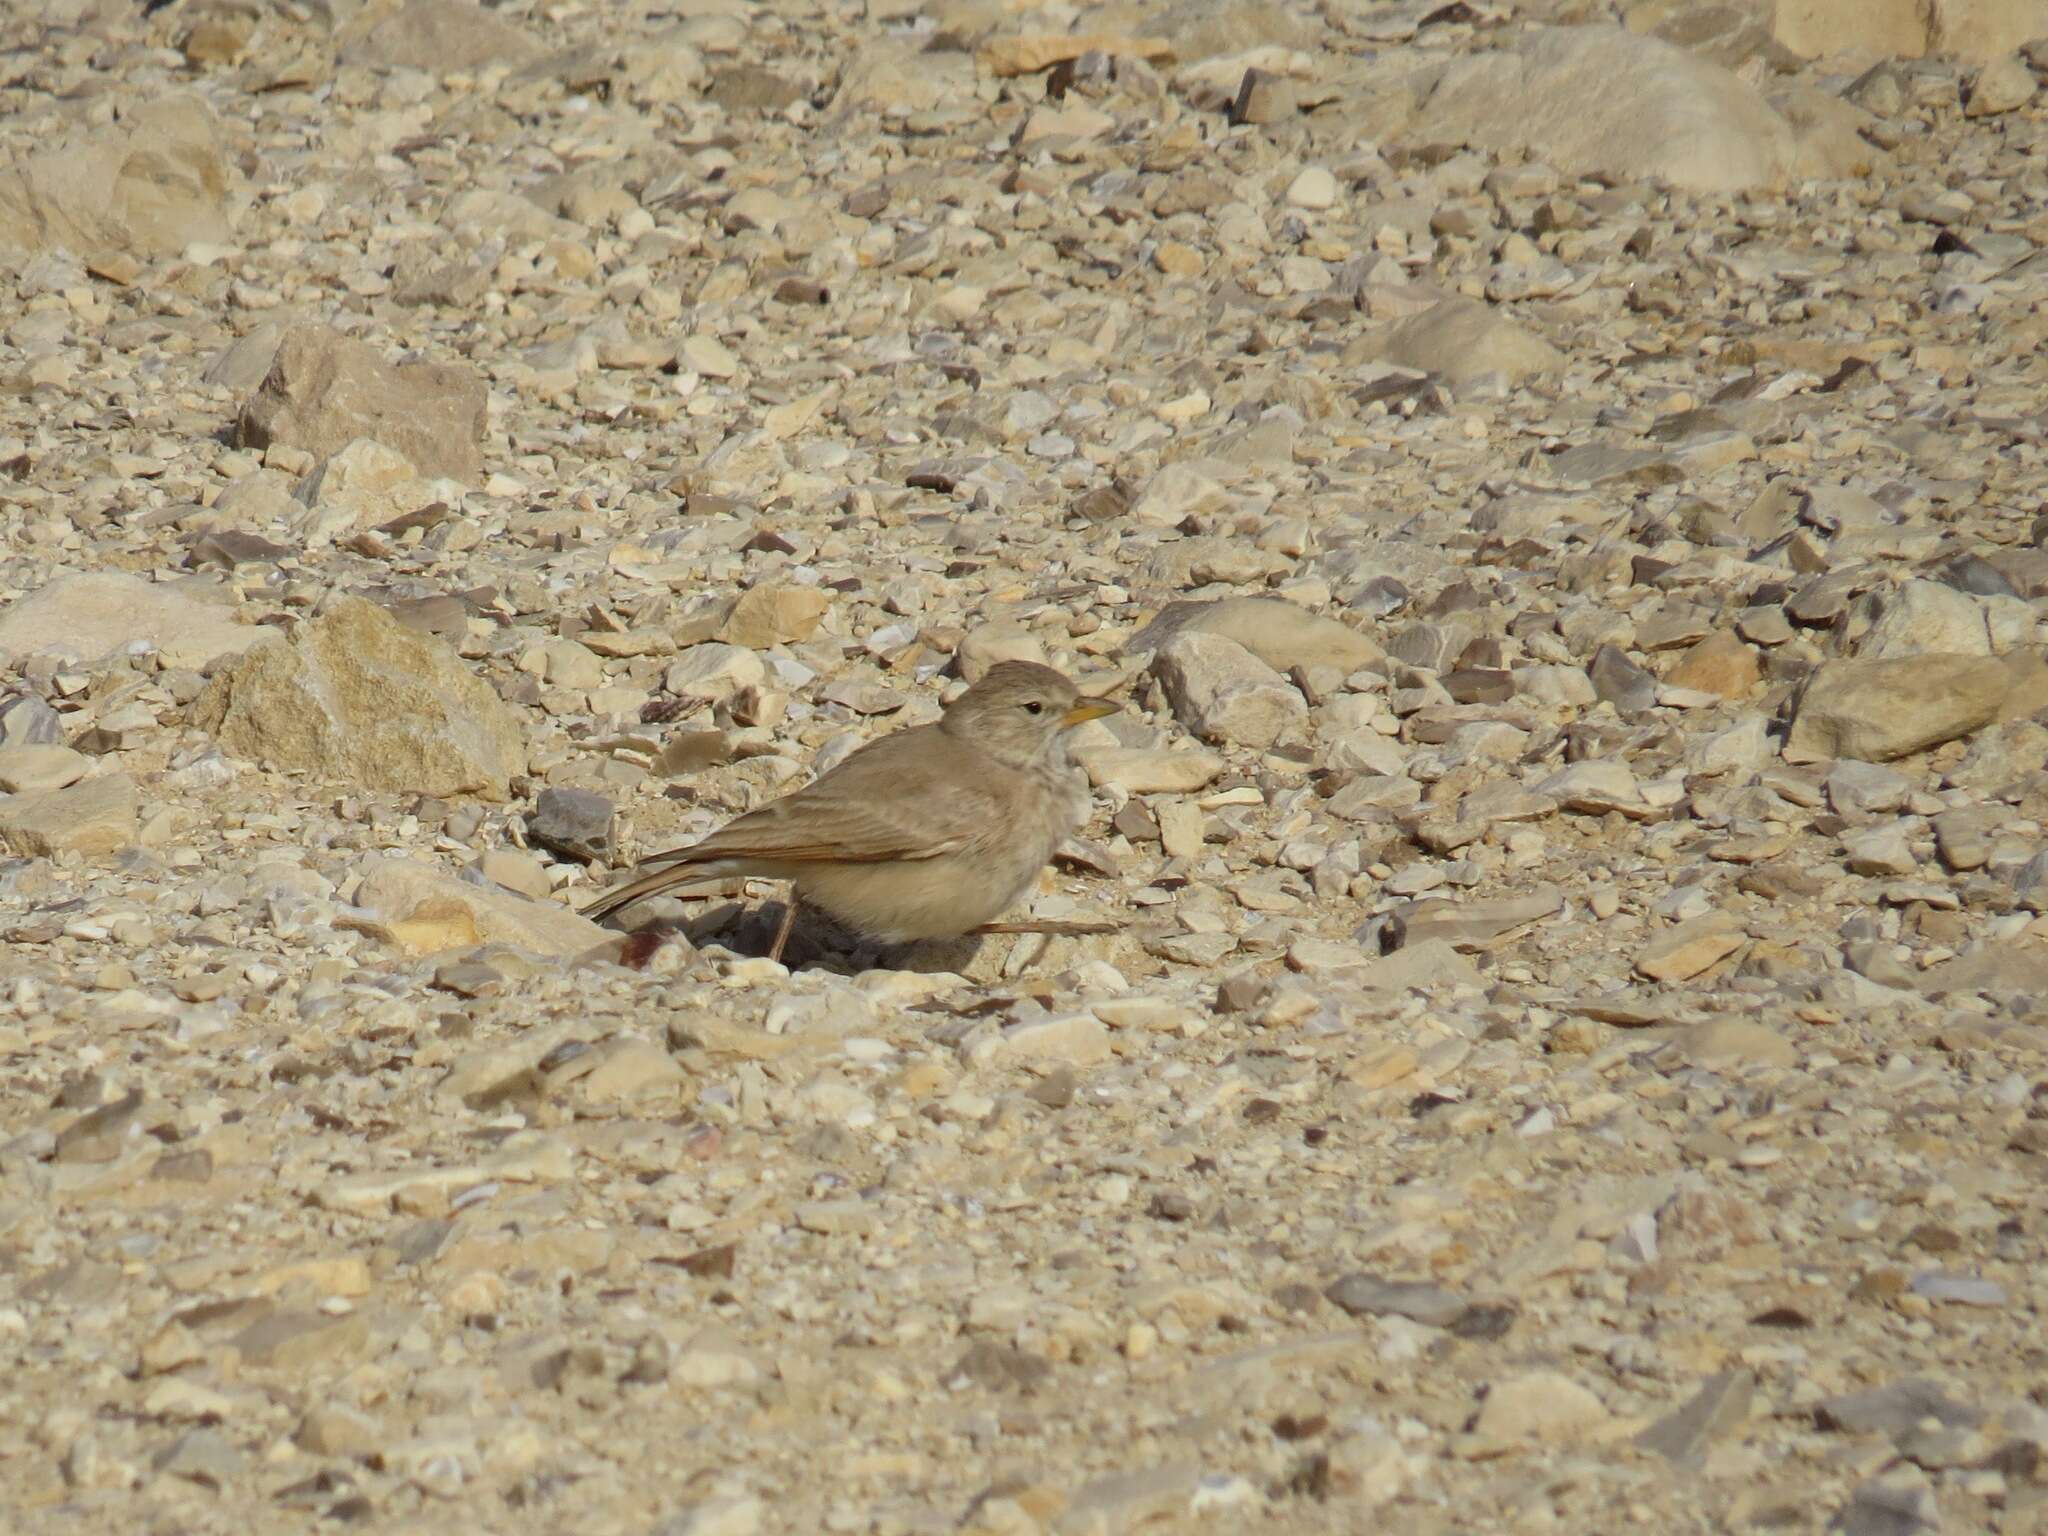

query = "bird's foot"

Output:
[[967, 919, 1120, 937]]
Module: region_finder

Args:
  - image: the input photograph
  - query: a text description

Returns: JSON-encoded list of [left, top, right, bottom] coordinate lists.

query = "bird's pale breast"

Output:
[[793, 754, 1080, 943]]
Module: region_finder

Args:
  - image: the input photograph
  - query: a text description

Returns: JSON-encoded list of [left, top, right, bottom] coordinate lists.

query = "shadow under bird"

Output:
[[583, 660, 1119, 961]]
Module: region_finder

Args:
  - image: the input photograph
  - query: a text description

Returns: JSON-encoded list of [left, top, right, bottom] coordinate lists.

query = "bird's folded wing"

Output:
[[637, 788, 973, 868]]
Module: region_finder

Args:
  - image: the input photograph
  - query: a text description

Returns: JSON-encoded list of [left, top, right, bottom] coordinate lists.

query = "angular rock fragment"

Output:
[[0, 95, 243, 258], [528, 787, 615, 864], [1130, 597, 1383, 675], [0, 695, 61, 749], [1665, 631, 1760, 698], [1151, 632, 1308, 749], [1636, 1370, 1755, 1463], [720, 584, 829, 648], [1636, 917, 1745, 982], [194, 595, 525, 798], [1858, 579, 1991, 659], [236, 325, 489, 484], [1407, 26, 1878, 192], [1786, 655, 2011, 762], [1472, 1371, 1611, 1442], [346, 855, 608, 959]]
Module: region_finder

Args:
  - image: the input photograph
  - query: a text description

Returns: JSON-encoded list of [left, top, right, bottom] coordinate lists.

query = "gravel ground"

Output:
[[3, 1, 2047, 1532]]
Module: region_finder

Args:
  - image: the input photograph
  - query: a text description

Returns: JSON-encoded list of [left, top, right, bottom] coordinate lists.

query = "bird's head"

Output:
[[942, 660, 1118, 769]]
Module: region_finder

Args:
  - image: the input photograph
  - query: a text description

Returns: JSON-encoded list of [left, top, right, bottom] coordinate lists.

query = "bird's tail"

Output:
[[582, 865, 699, 923], [580, 853, 747, 924]]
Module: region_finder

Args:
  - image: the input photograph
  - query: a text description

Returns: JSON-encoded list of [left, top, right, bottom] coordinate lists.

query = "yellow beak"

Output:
[[1061, 699, 1119, 727]]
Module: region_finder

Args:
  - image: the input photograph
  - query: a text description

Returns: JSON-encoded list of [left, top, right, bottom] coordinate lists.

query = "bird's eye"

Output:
[[1023, 700, 1044, 715]]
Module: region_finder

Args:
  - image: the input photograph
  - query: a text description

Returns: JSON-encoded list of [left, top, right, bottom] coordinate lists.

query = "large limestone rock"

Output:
[[194, 596, 526, 799], [0, 572, 258, 670], [1131, 598, 1384, 676], [1786, 654, 2012, 763], [1772, 0, 2048, 62], [1405, 26, 1875, 193], [236, 325, 489, 484], [0, 95, 243, 258], [1770, 0, 1932, 57], [1857, 580, 1993, 660]]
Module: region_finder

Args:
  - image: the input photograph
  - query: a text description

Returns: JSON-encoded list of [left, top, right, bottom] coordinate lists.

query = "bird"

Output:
[[582, 660, 1119, 962]]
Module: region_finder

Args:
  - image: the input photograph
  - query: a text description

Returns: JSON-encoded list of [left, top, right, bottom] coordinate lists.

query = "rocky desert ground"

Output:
[[2, 0, 2048, 1531]]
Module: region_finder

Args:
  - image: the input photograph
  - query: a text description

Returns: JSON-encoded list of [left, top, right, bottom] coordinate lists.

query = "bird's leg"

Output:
[[968, 919, 1120, 937], [767, 892, 800, 964]]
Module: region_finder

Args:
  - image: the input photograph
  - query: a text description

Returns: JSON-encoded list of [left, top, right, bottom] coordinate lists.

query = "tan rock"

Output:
[[719, 584, 829, 648], [1156, 798, 1205, 860], [972, 1013, 1111, 1069], [1408, 26, 1873, 193], [296, 1404, 383, 1458], [956, 624, 1049, 683], [295, 438, 441, 545], [1152, 633, 1309, 749], [1967, 50, 2038, 115], [0, 746, 89, 795], [194, 596, 525, 798], [313, 1134, 573, 1212], [1858, 580, 1992, 659], [229, 1309, 371, 1371], [1774, 0, 2046, 62], [1345, 1045, 1420, 1090], [1541, 759, 1652, 818], [1132, 596, 1384, 675], [0, 572, 257, 670], [1016, 103, 1115, 145], [1771, 0, 1928, 57], [1786, 654, 2011, 763], [1474, 1371, 1612, 1442], [1636, 917, 1746, 982], [1351, 939, 1484, 993], [549, 1037, 692, 1108], [345, 856, 610, 959], [236, 324, 488, 484], [473, 847, 552, 901], [0, 775, 138, 857], [1075, 747, 1225, 794], [1128, 460, 1234, 526], [0, 94, 242, 258], [1665, 631, 1761, 698], [680, 333, 738, 377], [251, 1256, 373, 1300], [1681, 1019, 1799, 1071]]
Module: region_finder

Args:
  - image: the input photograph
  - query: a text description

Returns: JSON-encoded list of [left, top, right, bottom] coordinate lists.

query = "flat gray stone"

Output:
[[1323, 1274, 1467, 1327], [1817, 1378, 1979, 1438], [1636, 1370, 1755, 1463]]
